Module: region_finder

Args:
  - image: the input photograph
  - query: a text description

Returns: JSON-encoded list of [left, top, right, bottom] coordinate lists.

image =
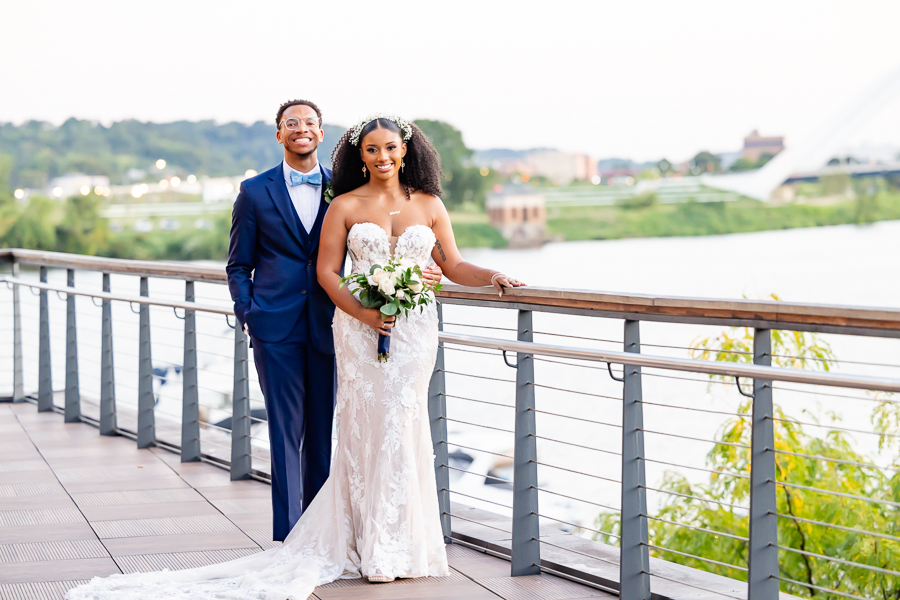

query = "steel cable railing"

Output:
[[774, 480, 900, 508], [446, 442, 512, 460], [641, 514, 748, 541], [644, 543, 748, 573], [530, 434, 621, 457], [444, 489, 513, 510], [5, 264, 900, 600], [769, 512, 900, 543], [442, 417, 514, 434], [441, 393, 513, 409], [639, 428, 751, 449], [528, 382, 621, 401], [532, 486, 620, 512], [534, 511, 618, 538], [770, 415, 900, 439]]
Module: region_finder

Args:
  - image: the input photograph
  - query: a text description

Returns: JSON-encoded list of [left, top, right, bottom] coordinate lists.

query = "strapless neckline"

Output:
[[349, 222, 434, 256]]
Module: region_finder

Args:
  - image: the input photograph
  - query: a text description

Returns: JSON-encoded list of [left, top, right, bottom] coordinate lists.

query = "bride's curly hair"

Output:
[[330, 119, 443, 198]]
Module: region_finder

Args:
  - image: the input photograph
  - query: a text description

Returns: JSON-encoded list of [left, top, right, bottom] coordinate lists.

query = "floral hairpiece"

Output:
[[349, 113, 413, 146]]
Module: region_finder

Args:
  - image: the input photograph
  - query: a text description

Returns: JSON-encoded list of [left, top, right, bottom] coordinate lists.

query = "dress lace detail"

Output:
[[66, 223, 448, 600]]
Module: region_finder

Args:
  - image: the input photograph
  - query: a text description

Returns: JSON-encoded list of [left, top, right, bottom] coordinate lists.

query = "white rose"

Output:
[[370, 268, 390, 286], [378, 279, 395, 296], [396, 289, 406, 300], [398, 257, 416, 270], [409, 281, 424, 293]]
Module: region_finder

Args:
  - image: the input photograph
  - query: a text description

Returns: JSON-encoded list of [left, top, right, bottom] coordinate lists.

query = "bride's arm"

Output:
[[317, 200, 397, 335], [430, 198, 525, 296]]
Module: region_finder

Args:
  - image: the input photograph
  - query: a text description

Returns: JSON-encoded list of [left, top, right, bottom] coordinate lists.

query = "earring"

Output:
[[362, 165, 367, 176], [401, 160, 405, 173]]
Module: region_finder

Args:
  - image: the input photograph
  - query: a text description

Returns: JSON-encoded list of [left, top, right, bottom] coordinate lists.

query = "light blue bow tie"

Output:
[[289, 170, 322, 187]]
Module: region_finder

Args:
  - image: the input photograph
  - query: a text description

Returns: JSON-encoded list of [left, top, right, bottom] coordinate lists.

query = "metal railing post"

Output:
[[99, 273, 117, 435], [37, 266, 52, 412], [428, 303, 451, 542], [511, 309, 540, 576], [230, 318, 251, 479], [181, 281, 200, 462], [64, 269, 80, 422], [137, 277, 155, 447], [11, 262, 24, 402], [748, 328, 778, 599], [620, 319, 650, 600]]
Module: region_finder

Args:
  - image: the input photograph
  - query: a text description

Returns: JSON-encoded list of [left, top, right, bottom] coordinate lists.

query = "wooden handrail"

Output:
[[3, 248, 899, 336], [1, 248, 227, 283]]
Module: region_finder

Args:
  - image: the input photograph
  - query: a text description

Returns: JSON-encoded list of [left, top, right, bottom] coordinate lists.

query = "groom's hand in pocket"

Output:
[[422, 264, 443, 285]]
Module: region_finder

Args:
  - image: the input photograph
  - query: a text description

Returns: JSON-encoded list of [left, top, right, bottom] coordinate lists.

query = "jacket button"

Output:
[[308, 260, 312, 266], [301, 290, 307, 295]]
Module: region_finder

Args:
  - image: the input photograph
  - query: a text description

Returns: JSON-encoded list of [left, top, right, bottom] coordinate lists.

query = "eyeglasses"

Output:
[[280, 117, 320, 130]]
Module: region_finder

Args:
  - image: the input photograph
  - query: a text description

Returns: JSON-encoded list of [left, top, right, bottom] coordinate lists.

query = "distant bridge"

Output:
[[783, 160, 900, 184], [701, 63, 900, 200]]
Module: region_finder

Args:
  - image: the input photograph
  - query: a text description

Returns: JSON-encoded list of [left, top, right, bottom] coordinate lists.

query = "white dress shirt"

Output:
[[282, 161, 321, 233]]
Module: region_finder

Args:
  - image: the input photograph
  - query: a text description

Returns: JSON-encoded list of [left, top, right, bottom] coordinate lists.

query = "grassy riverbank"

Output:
[[546, 190, 900, 242], [4, 189, 899, 261]]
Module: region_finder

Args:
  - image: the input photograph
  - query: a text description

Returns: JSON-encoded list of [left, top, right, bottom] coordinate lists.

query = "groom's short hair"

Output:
[[276, 99, 323, 128]]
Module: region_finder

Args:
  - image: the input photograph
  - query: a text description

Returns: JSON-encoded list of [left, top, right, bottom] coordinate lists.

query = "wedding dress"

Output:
[[67, 222, 449, 600]]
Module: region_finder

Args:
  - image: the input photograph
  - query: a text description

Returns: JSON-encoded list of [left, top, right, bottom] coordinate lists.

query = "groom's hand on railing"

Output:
[[422, 264, 443, 286]]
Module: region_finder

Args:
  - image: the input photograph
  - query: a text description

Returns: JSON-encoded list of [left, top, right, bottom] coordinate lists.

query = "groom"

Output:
[[227, 99, 336, 542], [227, 99, 441, 541]]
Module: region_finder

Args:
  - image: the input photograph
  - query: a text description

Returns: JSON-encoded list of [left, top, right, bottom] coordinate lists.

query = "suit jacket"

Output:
[[226, 163, 336, 354]]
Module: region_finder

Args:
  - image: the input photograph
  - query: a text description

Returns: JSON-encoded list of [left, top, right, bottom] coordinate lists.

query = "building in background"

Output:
[[742, 130, 784, 162], [473, 148, 597, 184], [523, 150, 597, 184], [46, 174, 111, 199], [486, 185, 547, 247]]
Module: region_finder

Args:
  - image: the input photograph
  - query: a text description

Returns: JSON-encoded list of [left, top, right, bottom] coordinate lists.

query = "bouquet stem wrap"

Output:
[[377, 333, 391, 362]]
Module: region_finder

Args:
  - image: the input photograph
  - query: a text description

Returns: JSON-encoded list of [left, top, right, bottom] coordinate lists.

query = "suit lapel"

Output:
[[266, 167, 306, 250], [307, 165, 331, 251]]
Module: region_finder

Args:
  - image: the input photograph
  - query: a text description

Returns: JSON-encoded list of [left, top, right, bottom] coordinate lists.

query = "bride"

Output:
[[66, 115, 524, 600]]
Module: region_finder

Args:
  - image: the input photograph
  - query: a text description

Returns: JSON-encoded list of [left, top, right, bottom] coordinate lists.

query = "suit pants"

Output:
[[252, 332, 336, 542]]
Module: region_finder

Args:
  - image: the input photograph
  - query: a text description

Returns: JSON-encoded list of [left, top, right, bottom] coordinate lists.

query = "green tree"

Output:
[[56, 194, 107, 255], [0, 153, 19, 241], [592, 314, 900, 598], [690, 151, 721, 174], [729, 157, 758, 172], [414, 119, 490, 209], [657, 159, 673, 175], [1, 196, 58, 250]]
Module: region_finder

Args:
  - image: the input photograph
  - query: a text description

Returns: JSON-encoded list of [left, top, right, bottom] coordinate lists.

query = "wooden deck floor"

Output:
[[0, 403, 612, 600]]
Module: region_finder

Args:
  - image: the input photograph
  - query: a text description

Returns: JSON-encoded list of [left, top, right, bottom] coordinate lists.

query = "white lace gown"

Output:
[[67, 223, 449, 600]]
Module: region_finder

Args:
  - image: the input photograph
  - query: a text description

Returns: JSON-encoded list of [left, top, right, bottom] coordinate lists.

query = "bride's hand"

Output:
[[360, 308, 396, 336], [491, 273, 526, 297], [421, 264, 443, 286]]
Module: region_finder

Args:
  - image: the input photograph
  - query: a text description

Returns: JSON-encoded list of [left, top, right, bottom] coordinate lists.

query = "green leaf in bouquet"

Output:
[[381, 302, 399, 316], [359, 289, 384, 309]]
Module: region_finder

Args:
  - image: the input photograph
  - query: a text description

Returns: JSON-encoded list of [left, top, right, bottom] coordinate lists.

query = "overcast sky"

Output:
[[4, 0, 899, 162]]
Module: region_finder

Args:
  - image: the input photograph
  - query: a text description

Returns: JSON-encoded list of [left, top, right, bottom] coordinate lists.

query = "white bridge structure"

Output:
[[656, 64, 900, 201]]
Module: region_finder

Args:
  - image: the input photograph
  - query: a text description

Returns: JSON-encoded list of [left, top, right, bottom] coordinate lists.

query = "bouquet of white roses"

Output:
[[339, 255, 442, 361]]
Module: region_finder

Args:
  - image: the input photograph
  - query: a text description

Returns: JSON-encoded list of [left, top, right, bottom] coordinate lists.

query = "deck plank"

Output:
[[0, 402, 617, 600]]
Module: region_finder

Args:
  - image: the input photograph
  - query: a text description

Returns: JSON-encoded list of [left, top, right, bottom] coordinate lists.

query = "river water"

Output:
[[3, 220, 899, 532]]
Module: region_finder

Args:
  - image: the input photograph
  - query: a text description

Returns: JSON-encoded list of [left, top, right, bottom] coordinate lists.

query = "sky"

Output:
[[3, 0, 900, 162]]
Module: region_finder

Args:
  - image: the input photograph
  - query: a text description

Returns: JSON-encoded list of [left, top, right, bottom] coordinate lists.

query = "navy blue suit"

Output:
[[226, 163, 336, 541]]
